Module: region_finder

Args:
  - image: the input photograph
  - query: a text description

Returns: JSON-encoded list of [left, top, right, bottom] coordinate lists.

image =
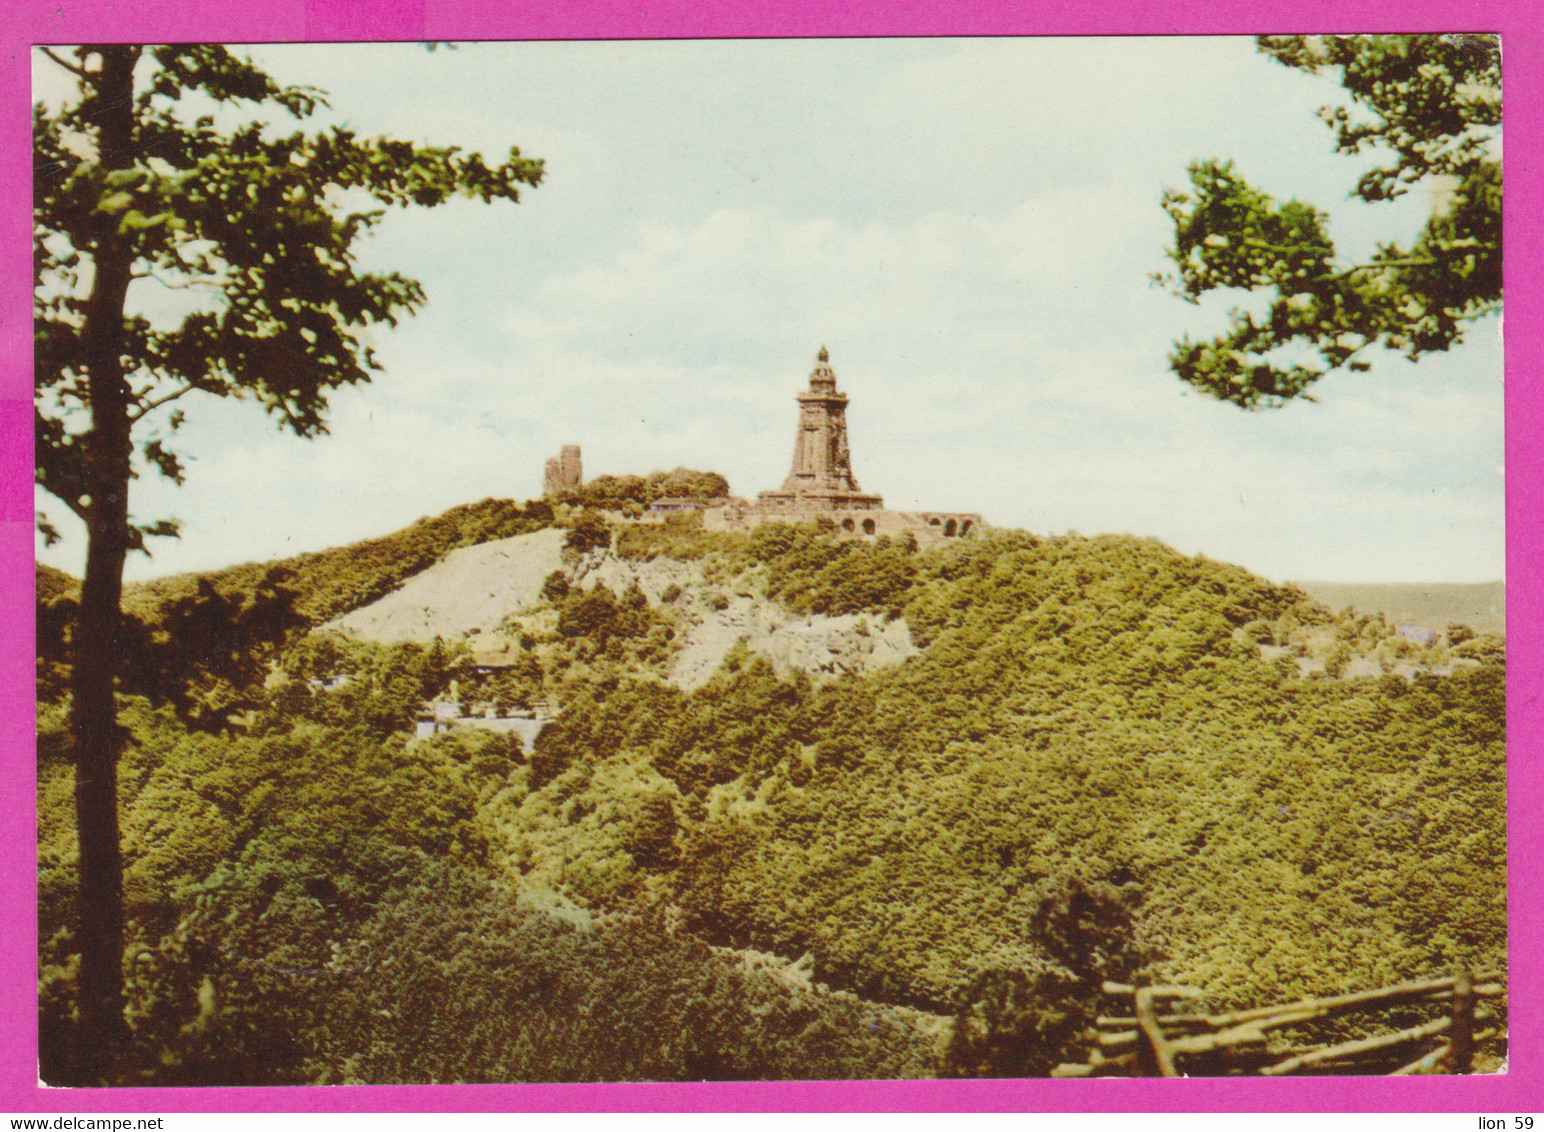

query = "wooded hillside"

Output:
[[36, 505, 1506, 1083]]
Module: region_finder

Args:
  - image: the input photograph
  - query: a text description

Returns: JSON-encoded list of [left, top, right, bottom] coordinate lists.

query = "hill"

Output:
[[34, 506, 1507, 1083], [1289, 580, 1505, 637]]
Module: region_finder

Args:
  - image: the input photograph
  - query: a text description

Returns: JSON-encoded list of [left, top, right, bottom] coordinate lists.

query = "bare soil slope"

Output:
[[326, 527, 568, 642]]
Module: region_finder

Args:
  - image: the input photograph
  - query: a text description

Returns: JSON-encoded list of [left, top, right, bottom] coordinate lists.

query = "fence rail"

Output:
[[1052, 970, 1505, 1078]]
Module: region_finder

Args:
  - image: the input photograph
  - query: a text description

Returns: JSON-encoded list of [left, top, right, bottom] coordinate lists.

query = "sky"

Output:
[[32, 37, 1505, 585]]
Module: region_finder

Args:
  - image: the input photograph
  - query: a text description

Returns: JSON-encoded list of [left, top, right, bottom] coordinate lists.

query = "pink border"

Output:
[[3, 0, 1537, 1113]]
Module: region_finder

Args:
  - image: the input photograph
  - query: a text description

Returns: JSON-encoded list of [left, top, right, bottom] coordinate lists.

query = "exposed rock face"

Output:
[[667, 591, 917, 691], [568, 547, 702, 604], [321, 525, 918, 687], [566, 545, 918, 690]]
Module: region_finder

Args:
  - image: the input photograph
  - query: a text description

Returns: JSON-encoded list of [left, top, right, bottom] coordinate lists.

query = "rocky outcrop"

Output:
[[567, 548, 702, 603], [325, 526, 919, 687], [668, 591, 916, 691]]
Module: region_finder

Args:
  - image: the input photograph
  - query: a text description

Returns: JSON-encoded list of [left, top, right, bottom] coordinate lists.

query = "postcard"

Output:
[[6, 2, 1536, 1118]]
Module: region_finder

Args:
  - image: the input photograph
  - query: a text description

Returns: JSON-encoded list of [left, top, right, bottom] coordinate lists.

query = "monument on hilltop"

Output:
[[756, 346, 884, 512], [543, 348, 985, 542], [704, 347, 984, 542]]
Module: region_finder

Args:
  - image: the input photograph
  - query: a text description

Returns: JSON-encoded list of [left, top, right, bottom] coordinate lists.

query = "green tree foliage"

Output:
[[1157, 35, 1500, 407], [1446, 621, 1476, 647], [33, 43, 542, 1063], [311, 861, 935, 1083], [555, 588, 612, 639], [38, 691, 492, 1084], [558, 467, 731, 510], [942, 969, 1086, 1079], [119, 569, 303, 730], [1452, 632, 1504, 666], [39, 563, 304, 724], [564, 510, 612, 555], [540, 569, 571, 602], [1030, 877, 1151, 991], [36, 566, 78, 702], [746, 522, 919, 618], [614, 511, 741, 562], [39, 496, 544, 711], [525, 648, 813, 803], [36, 562, 78, 602], [260, 633, 473, 738], [37, 690, 937, 1085], [511, 529, 1504, 1053], [624, 793, 681, 869], [36, 514, 1506, 1080]]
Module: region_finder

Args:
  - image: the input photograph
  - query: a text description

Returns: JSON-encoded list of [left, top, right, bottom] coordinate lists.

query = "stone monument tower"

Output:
[[757, 347, 883, 511]]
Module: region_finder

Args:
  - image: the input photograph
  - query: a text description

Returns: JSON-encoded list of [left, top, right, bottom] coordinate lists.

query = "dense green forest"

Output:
[[554, 467, 731, 513], [512, 526, 1504, 1005], [37, 501, 1506, 1084]]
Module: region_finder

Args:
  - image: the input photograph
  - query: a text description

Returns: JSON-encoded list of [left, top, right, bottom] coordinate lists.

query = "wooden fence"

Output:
[[1052, 970, 1504, 1077]]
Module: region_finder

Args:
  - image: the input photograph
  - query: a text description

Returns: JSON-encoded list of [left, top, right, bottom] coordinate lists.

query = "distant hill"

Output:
[[36, 563, 78, 604], [1288, 580, 1505, 636]]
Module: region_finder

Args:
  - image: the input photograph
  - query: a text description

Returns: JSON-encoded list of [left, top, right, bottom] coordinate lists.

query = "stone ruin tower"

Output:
[[757, 347, 884, 512], [543, 444, 583, 496]]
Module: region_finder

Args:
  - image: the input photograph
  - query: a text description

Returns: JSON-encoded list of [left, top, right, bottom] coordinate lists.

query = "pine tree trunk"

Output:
[[69, 45, 140, 1078]]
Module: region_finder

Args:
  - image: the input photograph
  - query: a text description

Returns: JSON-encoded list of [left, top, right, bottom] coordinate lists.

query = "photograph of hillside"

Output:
[[34, 35, 1503, 1086]]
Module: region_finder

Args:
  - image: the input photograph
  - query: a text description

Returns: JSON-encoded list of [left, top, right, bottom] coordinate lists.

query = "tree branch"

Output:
[[35, 472, 92, 524], [128, 382, 199, 422], [1323, 258, 1441, 282], [133, 270, 225, 292], [38, 46, 90, 80]]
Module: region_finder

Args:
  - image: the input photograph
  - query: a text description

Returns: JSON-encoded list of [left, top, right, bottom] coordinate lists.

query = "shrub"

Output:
[[564, 512, 612, 556]]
